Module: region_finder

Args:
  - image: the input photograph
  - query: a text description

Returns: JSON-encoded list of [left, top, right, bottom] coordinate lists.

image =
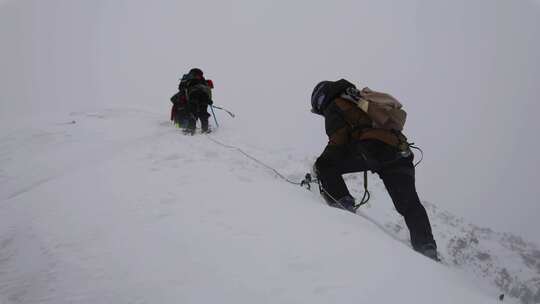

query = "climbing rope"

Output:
[[205, 135, 302, 186], [410, 144, 424, 168]]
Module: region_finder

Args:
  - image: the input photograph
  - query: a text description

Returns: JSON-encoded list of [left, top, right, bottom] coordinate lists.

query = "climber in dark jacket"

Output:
[[312, 79, 438, 260], [170, 68, 214, 134]]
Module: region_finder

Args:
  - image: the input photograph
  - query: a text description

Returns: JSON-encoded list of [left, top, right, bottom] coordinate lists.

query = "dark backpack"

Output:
[[186, 80, 212, 104], [170, 76, 190, 105], [170, 92, 181, 104], [310, 79, 356, 115], [171, 77, 212, 105]]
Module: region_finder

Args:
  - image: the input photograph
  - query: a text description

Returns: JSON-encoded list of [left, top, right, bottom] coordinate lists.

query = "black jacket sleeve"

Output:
[[323, 101, 348, 138]]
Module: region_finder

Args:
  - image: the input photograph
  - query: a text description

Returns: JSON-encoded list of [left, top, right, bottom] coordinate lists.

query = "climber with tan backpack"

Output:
[[310, 79, 438, 261]]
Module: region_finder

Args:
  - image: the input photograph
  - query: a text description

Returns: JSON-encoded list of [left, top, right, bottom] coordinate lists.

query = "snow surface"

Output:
[[1, 0, 540, 303], [0, 107, 537, 304]]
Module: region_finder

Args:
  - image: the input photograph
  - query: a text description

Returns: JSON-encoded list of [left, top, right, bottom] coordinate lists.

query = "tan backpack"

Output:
[[342, 87, 407, 131]]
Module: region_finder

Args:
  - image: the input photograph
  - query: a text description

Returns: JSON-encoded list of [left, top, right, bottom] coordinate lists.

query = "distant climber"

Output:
[[170, 68, 214, 135]]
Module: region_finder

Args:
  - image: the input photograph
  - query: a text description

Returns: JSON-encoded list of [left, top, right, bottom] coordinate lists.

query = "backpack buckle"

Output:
[[398, 141, 412, 158]]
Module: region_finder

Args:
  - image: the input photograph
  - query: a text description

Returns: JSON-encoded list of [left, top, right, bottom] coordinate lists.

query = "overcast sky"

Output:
[[1, 0, 539, 243]]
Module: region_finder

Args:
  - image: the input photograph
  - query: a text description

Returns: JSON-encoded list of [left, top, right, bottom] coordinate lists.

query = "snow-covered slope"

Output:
[[0, 107, 536, 304], [352, 183, 540, 304], [2, 0, 539, 303]]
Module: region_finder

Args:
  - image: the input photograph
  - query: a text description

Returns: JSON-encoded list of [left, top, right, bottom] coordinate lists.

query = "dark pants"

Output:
[[185, 102, 210, 132], [174, 102, 210, 133], [172, 105, 191, 128], [315, 140, 436, 250]]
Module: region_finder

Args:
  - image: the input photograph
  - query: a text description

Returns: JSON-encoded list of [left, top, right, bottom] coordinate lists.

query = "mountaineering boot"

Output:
[[334, 196, 357, 214], [182, 128, 195, 135], [201, 118, 210, 133], [417, 243, 439, 261], [312, 163, 355, 213], [183, 115, 196, 135]]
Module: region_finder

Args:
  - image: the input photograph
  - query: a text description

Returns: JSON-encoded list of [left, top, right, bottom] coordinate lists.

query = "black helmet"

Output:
[[311, 79, 356, 115], [188, 68, 204, 78], [311, 81, 331, 115]]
